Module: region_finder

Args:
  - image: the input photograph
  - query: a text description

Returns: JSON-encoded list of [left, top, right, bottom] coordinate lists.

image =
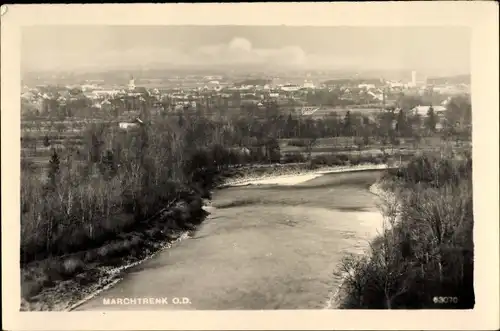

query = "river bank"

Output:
[[21, 162, 391, 311], [332, 152, 474, 309], [322, 179, 395, 309]]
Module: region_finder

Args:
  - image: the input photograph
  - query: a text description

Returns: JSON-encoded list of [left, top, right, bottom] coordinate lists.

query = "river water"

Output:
[[76, 169, 386, 310]]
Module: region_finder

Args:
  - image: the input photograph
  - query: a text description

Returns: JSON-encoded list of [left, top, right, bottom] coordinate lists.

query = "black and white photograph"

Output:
[[2, 2, 499, 331]]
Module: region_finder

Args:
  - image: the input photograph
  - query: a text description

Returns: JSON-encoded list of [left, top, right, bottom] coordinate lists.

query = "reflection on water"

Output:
[[77, 170, 386, 311]]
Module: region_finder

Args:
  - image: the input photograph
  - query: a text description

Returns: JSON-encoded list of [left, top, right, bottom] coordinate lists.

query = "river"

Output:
[[75, 169, 386, 310]]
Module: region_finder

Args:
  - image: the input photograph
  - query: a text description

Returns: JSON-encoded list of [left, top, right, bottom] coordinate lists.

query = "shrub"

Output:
[[61, 257, 85, 277], [283, 153, 306, 164], [349, 155, 361, 165], [338, 151, 474, 309], [287, 139, 309, 148]]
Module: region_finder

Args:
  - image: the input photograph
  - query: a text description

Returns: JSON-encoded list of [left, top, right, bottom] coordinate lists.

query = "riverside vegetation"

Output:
[[20, 98, 472, 310], [337, 150, 474, 309]]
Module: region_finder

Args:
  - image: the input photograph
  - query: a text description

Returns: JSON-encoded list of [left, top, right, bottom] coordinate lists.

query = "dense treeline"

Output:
[[338, 150, 474, 309], [21, 97, 473, 260], [22, 116, 236, 264]]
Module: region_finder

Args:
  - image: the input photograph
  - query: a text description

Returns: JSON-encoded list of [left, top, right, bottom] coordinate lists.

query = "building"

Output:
[[92, 89, 121, 99], [280, 84, 300, 92], [368, 90, 384, 102], [127, 86, 149, 97], [118, 117, 144, 130], [303, 81, 315, 89], [388, 81, 405, 89], [411, 71, 417, 87], [301, 106, 320, 115], [128, 76, 136, 91], [358, 83, 376, 90], [412, 105, 447, 117], [101, 99, 112, 112]]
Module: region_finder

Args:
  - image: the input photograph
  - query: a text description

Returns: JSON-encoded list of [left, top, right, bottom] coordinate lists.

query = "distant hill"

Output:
[[427, 74, 471, 85], [322, 78, 381, 86], [234, 79, 271, 87]]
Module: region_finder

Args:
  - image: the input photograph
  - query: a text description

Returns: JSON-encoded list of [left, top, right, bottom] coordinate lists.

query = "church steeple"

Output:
[[128, 75, 136, 91]]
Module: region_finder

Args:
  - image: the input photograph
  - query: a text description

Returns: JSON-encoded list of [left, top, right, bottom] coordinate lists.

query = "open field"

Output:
[[307, 106, 382, 118], [22, 125, 469, 174]]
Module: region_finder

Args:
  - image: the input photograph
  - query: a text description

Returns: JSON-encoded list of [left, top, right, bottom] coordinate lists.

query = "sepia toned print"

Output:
[[18, 24, 475, 312]]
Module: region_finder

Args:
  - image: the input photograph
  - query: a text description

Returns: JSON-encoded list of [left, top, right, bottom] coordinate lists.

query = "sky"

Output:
[[21, 26, 471, 75]]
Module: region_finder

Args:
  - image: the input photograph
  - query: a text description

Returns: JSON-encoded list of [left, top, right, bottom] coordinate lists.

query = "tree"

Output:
[[265, 137, 281, 163], [265, 100, 280, 119], [101, 150, 117, 179], [355, 136, 366, 155], [89, 129, 104, 164], [445, 95, 472, 131], [43, 134, 50, 147], [343, 111, 353, 136], [55, 123, 65, 134], [178, 112, 185, 128], [302, 137, 318, 163], [285, 112, 297, 138], [397, 95, 422, 111], [211, 144, 229, 170], [425, 105, 437, 134], [47, 149, 60, 190], [395, 109, 409, 137]]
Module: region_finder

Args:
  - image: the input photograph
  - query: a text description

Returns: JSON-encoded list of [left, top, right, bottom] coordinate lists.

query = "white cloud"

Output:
[[23, 37, 312, 71], [189, 37, 308, 66], [228, 37, 253, 52]]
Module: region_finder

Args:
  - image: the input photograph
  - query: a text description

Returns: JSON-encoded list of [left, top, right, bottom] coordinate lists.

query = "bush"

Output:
[[393, 152, 472, 188], [338, 151, 474, 309], [349, 155, 361, 165], [61, 257, 85, 277], [283, 153, 306, 164], [287, 139, 309, 148], [311, 154, 345, 167]]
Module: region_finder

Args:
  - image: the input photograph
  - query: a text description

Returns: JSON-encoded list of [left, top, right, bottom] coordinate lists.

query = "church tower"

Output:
[[128, 75, 136, 91]]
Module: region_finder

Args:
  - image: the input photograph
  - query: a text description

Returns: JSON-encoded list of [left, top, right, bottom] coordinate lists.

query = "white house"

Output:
[[412, 105, 447, 116], [281, 84, 300, 92], [303, 81, 315, 89], [118, 117, 144, 130], [358, 83, 376, 90], [92, 90, 120, 99], [441, 97, 452, 106], [301, 106, 319, 115], [368, 91, 384, 101], [388, 81, 405, 89]]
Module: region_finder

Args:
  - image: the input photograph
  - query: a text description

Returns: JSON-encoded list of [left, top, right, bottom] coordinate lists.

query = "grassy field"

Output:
[[307, 106, 382, 119], [21, 122, 467, 173]]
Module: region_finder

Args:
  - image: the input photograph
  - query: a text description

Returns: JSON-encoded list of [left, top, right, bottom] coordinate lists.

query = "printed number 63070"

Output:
[[433, 296, 458, 304]]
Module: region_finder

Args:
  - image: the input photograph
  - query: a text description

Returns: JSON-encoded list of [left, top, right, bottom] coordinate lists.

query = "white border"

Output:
[[2, 3, 499, 330]]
